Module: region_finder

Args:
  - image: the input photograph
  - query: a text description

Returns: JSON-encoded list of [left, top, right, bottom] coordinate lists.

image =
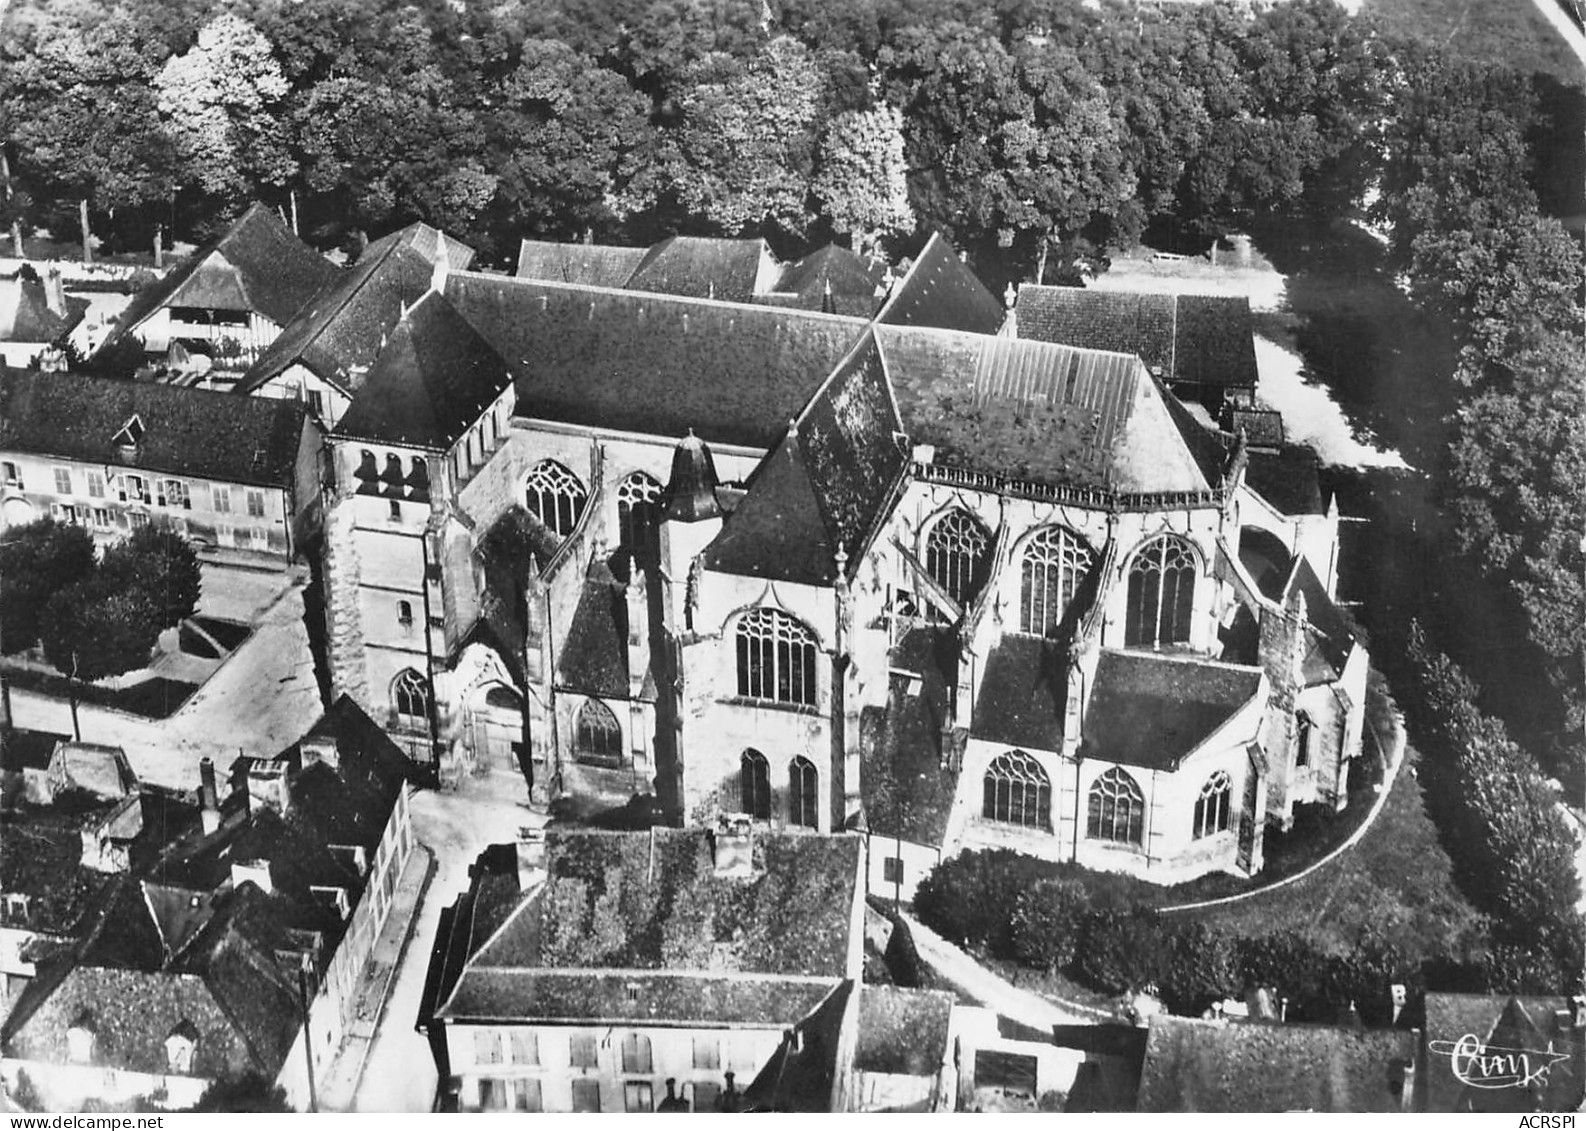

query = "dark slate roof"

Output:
[[1422, 994, 1584, 1113], [876, 233, 1004, 335], [236, 240, 435, 395], [0, 367, 308, 489], [434, 830, 862, 1027], [557, 559, 633, 699], [0, 803, 117, 937], [877, 327, 1216, 495], [764, 245, 882, 316], [625, 236, 769, 303], [860, 627, 961, 847], [744, 981, 851, 1111], [1136, 1016, 1417, 1113], [0, 276, 84, 342], [972, 634, 1068, 752], [1081, 651, 1263, 772], [703, 332, 907, 584], [1283, 557, 1359, 686], [362, 221, 476, 270], [98, 204, 336, 354], [515, 240, 649, 288], [0, 726, 67, 772], [1244, 446, 1327, 516], [854, 985, 954, 1076], [333, 290, 515, 449], [1015, 287, 1258, 391], [444, 272, 866, 450]]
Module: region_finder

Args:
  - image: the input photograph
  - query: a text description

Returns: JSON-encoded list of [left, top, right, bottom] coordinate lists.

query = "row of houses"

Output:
[[0, 699, 414, 1111]]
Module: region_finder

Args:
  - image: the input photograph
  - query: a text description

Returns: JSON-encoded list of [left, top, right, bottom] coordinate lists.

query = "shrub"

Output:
[[1010, 877, 1091, 972], [1158, 921, 1241, 1015], [1237, 930, 1332, 1019], [1076, 908, 1170, 994], [914, 849, 1058, 956]]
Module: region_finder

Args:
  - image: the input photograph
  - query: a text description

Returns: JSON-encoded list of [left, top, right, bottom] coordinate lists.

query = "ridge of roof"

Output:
[[875, 232, 1004, 335]]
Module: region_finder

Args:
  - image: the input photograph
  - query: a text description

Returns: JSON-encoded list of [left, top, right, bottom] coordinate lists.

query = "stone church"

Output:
[[284, 226, 1364, 887]]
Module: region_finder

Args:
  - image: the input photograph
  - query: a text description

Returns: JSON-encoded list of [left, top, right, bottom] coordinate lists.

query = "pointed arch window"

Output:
[[392, 669, 430, 726], [789, 756, 819, 829], [982, 750, 1052, 830], [616, 471, 663, 571], [1193, 771, 1233, 839], [575, 699, 623, 767], [1020, 527, 1095, 636], [735, 608, 817, 706], [1087, 767, 1145, 846], [740, 749, 771, 819], [1125, 536, 1197, 648], [925, 508, 990, 607], [524, 460, 587, 537]]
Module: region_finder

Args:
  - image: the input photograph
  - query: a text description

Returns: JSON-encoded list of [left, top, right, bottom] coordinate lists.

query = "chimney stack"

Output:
[[299, 734, 340, 772], [516, 827, 546, 891], [43, 268, 66, 316], [246, 760, 290, 817], [199, 757, 220, 835]]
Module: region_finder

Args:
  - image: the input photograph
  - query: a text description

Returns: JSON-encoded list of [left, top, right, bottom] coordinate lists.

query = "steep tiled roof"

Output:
[[0, 802, 117, 938], [625, 236, 769, 303], [363, 221, 476, 270], [1422, 994, 1583, 1113], [861, 627, 961, 847], [98, 204, 336, 354], [557, 559, 632, 699], [1136, 1015, 1416, 1113], [236, 241, 434, 396], [1015, 287, 1258, 391], [1081, 652, 1263, 772], [1244, 447, 1326, 516], [0, 367, 308, 490], [445, 272, 866, 450], [764, 245, 882, 316], [744, 981, 852, 1111], [434, 830, 862, 1027], [703, 332, 907, 584], [972, 634, 1068, 752], [515, 239, 649, 288], [878, 327, 1216, 495], [0, 276, 84, 343], [333, 290, 515, 449], [876, 233, 1004, 335], [1282, 557, 1360, 686]]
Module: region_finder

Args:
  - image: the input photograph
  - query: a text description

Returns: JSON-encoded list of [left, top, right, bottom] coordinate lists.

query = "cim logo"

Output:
[[1429, 1033, 1573, 1091]]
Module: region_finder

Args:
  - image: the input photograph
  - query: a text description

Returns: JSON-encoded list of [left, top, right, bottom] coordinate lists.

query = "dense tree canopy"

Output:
[[0, 518, 96, 653]]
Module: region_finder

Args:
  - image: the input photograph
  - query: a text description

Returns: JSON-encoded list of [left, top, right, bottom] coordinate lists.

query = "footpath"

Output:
[[318, 845, 437, 1112]]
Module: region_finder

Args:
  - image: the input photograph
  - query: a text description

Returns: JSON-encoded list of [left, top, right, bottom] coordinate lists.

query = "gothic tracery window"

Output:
[[1125, 536, 1196, 648], [1193, 770, 1233, 839], [1020, 526, 1095, 636], [1087, 767, 1145, 846], [616, 471, 663, 570], [925, 508, 990, 607], [393, 669, 430, 725], [735, 608, 818, 706], [524, 460, 587, 536], [575, 698, 623, 766], [982, 750, 1052, 830]]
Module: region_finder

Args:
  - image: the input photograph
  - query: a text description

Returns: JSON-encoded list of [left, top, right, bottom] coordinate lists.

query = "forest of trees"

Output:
[[0, 0, 1580, 851]]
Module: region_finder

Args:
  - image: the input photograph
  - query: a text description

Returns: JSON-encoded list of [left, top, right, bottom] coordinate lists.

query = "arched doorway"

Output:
[[463, 682, 525, 776]]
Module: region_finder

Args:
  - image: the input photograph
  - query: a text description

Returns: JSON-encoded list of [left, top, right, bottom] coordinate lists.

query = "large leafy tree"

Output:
[[811, 103, 913, 255], [659, 36, 825, 237], [0, 519, 96, 653], [40, 577, 164, 685], [487, 39, 659, 239], [154, 14, 297, 208], [101, 525, 204, 632]]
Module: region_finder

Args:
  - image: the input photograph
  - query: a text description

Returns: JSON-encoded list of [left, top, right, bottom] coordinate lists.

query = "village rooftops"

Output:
[[426, 828, 863, 1029], [362, 221, 476, 271], [1015, 286, 1259, 393], [625, 235, 775, 303], [1136, 1014, 1417, 1113], [515, 239, 650, 289], [763, 245, 883, 316], [331, 289, 516, 450], [0, 366, 310, 490], [236, 239, 435, 397], [1080, 651, 1264, 772], [95, 203, 337, 357]]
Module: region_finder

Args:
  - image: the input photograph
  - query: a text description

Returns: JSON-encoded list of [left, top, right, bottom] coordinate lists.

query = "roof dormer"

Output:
[[113, 414, 145, 459]]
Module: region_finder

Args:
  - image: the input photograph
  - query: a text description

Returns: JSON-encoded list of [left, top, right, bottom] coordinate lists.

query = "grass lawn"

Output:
[[1364, 0, 1582, 87], [1182, 740, 1481, 960]]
